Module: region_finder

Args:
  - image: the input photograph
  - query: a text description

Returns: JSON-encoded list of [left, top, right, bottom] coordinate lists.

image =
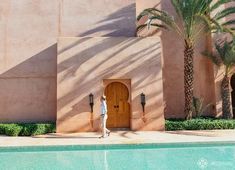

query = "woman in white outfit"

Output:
[[100, 95, 110, 138]]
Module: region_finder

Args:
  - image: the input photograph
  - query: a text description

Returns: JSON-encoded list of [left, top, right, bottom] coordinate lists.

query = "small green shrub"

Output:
[[165, 118, 235, 131], [0, 124, 6, 134], [4, 124, 23, 136], [19, 124, 38, 136], [31, 124, 56, 136], [0, 123, 55, 136]]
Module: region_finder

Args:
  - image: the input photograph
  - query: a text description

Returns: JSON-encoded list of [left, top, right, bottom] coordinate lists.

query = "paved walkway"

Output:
[[1, 130, 235, 147]]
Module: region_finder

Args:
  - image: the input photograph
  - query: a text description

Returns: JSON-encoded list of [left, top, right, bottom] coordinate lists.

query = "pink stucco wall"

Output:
[[136, 0, 217, 118], [213, 1, 235, 117], [59, 0, 136, 37], [0, 0, 135, 123], [57, 37, 165, 132], [0, 0, 58, 122], [0, 0, 231, 123]]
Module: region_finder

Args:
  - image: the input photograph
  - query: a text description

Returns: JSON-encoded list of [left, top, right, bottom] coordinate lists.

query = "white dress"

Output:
[[100, 100, 107, 116], [100, 100, 109, 137]]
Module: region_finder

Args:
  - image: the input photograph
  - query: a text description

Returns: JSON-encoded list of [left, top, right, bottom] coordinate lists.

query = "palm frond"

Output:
[[136, 23, 168, 33], [202, 51, 222, 66], [170, 0, 183, 19], [203, 37, 235, 69], [214, 7, 235, 20], [210, 0, 234, 11], [137, 8, 162, 21], [136, 8, 182, 36], [137, 0, 235, 42], [194, 14, 212, 31], [210, 17, 226, 33], [222, 20, 235, 27]]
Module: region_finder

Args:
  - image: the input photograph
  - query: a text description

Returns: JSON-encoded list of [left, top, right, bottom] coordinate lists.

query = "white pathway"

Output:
[[1, 130, 235, 147]]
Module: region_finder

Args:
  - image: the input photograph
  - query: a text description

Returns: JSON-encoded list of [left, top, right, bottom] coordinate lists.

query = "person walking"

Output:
[[100, 95, 110, 138]]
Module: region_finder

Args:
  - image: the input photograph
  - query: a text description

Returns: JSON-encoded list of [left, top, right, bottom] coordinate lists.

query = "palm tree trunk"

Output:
[[221, 75, 233, 119], [184, 41, 194, 120]]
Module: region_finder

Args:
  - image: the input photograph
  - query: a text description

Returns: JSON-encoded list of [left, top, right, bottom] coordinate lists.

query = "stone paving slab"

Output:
[[0, 130, 235, 147]]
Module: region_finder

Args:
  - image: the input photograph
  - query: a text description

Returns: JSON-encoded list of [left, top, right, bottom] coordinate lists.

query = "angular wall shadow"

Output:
[[77, 4, 136, 37], [57, 37, 164, 132], [0, 44, 57, 123], [0, 0, 138, 123]]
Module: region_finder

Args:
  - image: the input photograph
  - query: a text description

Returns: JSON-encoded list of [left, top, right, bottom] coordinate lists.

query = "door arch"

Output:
[[104, 82, 130, 128]]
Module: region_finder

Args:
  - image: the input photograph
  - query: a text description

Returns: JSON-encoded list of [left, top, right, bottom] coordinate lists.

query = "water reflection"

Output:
[[104, 150, 109, 170], [1, 144, 235, 170]]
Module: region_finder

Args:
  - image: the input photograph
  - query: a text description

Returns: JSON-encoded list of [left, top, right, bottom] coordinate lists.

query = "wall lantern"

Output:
[[140, 93, 146, 112], [89, 93, 94, 113]]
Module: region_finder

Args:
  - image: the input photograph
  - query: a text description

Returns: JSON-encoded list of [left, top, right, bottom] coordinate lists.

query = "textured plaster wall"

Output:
[[213, 1, 235, 117], [57, 37, 164, 132], [0, 0, 135, 122], [59, 0, 136, 37], [0, 0, 58, 122], [136, 0, 217, 118], [0, 0, 228, 123]]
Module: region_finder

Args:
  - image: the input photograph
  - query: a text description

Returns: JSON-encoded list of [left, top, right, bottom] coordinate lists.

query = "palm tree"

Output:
[[137, 0, 235, 119], [203, 38, 235, 119]]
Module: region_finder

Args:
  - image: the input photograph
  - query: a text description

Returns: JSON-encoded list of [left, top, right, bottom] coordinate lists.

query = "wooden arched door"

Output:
[[105, 82, 130, 128]]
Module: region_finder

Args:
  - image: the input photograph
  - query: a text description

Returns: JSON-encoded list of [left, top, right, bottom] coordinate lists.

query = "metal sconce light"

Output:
[[140, 93, 146, 112], [89, 93, 94, 113]]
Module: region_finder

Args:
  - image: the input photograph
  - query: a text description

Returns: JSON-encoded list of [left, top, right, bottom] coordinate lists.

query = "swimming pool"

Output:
[[0, 142, 235, 170]]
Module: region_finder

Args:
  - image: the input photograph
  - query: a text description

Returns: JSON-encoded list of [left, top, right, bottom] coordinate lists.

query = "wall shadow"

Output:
[[57, 37, 164, 132], [0, 1, 165, 131], [0, 1, 137, 124], [136, 0, 217, 119], [78, 4, 136, 37], [0, 44, 57, 123]]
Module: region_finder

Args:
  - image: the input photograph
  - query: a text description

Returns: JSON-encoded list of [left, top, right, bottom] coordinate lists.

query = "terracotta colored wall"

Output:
[[57, 37, 164, 132], [213, 1, 235, 117], [0, 0, 229, 123], [136, 0, 217, 118], [59, 0, 136, 37], [0, 0, 58, 122], [0, 0, 135, 123]]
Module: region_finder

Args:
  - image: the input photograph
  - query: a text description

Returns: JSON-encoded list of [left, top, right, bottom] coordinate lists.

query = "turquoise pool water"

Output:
[[0, 143, 235, 170]]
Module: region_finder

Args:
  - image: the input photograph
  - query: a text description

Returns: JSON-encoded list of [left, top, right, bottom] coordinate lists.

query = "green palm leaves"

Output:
[[137, 0, 235, 42], [204, 38, 235, 119], [204, 38, 235, 76], [137, 0, 235, 119]]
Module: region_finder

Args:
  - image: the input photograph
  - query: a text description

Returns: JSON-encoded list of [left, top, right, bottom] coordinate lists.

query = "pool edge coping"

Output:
[[1, 141, 235, 152]]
